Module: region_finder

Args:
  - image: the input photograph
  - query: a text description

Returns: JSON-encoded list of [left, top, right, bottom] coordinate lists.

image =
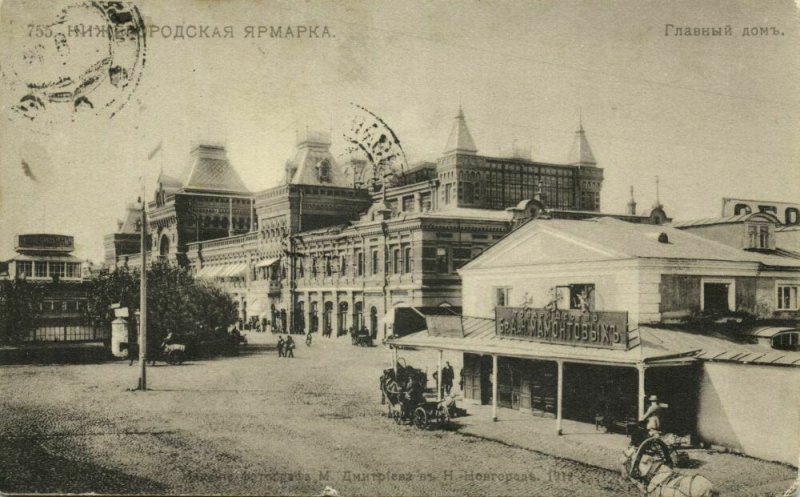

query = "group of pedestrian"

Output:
[[432, 361, 455, 395], [276, 335, 295, 358]]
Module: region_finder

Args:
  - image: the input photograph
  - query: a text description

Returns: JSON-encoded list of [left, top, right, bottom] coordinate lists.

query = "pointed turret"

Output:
[[568, 122, 597, 166], [443, 107, 478, 155]]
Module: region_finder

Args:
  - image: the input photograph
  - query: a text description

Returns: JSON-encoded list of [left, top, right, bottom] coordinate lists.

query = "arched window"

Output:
[[317, 159, 332, 183], [159, 234, 170, 257], [354, 302, 364, 330]]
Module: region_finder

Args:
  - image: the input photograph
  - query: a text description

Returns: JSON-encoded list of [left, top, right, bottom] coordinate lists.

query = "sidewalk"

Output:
[[451, 402, 796, 495], [454, 403, 630, 470]]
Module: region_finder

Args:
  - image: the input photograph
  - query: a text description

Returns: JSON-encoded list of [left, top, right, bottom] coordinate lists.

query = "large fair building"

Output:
[[106, 109, 668, 338]]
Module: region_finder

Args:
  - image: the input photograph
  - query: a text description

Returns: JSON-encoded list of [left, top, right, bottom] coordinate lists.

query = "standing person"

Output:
[[443, 362, 454, 395], [277, 336, 285, 358], [641, 394, 665, 437], [285, 336, 295, 358]]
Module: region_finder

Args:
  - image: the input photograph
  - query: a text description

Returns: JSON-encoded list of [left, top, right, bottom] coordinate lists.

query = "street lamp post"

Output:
[[138, 193, 148, 391]]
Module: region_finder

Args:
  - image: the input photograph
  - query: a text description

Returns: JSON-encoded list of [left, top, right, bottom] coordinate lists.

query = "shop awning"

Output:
[[387, 317, 800, 368], [195, 265, 220, 279], [389, 316, 652, 366], [255, 257, 279, 268], [196, 263, 246, 279], [219, 263, 247, 278]]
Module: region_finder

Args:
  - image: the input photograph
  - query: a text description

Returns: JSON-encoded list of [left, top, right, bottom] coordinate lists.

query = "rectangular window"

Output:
[[403, 246, 413, 274], [444, 184, 453, 205], [435, 247, 449, 274], [371, 250, 379, 275], [34, 261, 47, 278], [777, 285, 798, 310], [392, 248, 401, 274], [495, 287, 511, 307], [420, 193, 432, 212], [16, 261, 33, 278], [297, 259, 304, 278], [340, 255, 347, 276], [356, 251, 364, 276], [568, 284, 595, 311], [49, 262, 65, 279], [402, 195, 415, 213], [66, 262, 81, 278]]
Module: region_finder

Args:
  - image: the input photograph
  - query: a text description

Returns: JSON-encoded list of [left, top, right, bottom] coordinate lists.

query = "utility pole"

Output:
[[138, 186, 148, 391]]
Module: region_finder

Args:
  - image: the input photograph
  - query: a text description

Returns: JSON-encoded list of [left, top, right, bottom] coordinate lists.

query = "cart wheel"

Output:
[[413, 407, 428, 430], [167, 350, 184, 365], [643, 438, 673, 467]]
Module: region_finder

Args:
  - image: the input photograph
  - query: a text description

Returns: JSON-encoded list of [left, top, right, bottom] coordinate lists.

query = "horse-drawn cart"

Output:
[[380, 363, 461, 430], [351, 328, 374, 347]]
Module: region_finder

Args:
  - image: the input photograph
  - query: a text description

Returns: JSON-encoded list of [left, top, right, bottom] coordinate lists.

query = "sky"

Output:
[[1, 0, 798, 262]]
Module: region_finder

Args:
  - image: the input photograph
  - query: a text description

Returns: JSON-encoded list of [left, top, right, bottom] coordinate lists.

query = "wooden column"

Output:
[[556, 360, 564, 435], [392, 346, 398, 376], [437, 349, 443, 402], [491, 354, 498, 422], [637, 364, 646, 420]]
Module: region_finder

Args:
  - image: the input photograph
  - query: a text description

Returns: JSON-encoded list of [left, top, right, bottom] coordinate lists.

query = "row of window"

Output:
[[294, 243, 489, 280], [40, 300, 85, 313], [16, 261, 82, 279], [494, 282, 799, 313], [298, 246, 415, 278], [495, 284, 595, 310]]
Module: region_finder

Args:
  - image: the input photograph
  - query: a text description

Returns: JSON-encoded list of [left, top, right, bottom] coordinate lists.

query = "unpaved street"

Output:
[[0, 338, 793, 496]]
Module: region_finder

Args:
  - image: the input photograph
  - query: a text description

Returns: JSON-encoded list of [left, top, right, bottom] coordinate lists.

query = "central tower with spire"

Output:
[[433, 106, 606, 212]]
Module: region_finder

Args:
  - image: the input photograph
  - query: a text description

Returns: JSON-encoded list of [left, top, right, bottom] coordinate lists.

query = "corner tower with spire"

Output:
[[567, 119, 604, 211], [444, 106, 478, 156]]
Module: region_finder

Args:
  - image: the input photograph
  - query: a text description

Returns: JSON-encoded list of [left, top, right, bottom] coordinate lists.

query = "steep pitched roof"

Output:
[[444, 107, 478, 155], [286, 130, 351, 187], [461, 217, 800, 271], [568, 123, 597, 166], [181, 144, 249, 194], [118, 204, 142, 233]]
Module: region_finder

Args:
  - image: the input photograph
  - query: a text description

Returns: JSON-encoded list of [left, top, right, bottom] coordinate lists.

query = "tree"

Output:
[[0, 278, 45, 344], [85, 260, 238, 352]]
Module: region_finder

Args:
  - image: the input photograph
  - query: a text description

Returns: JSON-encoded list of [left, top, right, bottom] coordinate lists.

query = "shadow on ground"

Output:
[[0, 436, 166, 494]]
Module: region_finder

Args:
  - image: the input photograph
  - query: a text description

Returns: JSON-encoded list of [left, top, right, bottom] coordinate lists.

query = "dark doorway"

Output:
[[645, 365, 700, 436], [370, 306, 378, 339], [703, 283, 730, 314], [338, 302, 348, 336], [563, 364, 637, 426]]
